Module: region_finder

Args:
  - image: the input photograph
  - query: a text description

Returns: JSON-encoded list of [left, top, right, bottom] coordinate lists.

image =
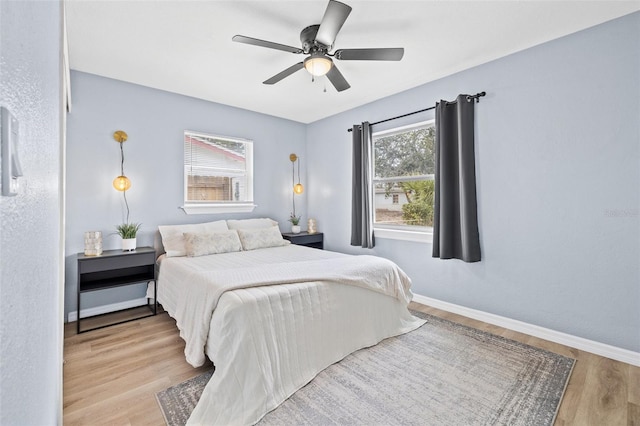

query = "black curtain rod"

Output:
[[347, 91, 486, 132]]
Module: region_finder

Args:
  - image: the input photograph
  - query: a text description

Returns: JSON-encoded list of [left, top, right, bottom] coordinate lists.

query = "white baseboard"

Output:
[[67, 297, 149, 322], [412, 293, 640, 367]]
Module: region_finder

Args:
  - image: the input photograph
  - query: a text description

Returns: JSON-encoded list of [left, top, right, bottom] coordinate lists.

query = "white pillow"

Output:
[[183, 230, 242, 257], [237, 227, 291, 251], [226, 218, 278, 230], [158, 220, 229, 257]]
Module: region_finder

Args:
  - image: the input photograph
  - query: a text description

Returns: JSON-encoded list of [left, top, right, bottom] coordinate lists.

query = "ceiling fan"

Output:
[[232, 0, 404, 92]]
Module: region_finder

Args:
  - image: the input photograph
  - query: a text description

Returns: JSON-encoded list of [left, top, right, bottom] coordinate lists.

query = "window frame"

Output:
[[372, 119, 435, 243], [182, 130, 256, 215]]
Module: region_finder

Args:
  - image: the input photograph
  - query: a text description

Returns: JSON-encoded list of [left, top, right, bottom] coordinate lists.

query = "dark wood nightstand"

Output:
[[282, 232, 324, 250], [76, 246, 157, 333]]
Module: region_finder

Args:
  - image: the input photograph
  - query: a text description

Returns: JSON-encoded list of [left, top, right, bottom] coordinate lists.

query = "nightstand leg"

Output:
[[151, 279, 158, 315], [76, 285, 81, 334]]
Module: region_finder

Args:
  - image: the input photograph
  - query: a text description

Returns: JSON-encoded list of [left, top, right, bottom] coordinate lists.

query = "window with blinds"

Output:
[[183, 131, 254, 214]]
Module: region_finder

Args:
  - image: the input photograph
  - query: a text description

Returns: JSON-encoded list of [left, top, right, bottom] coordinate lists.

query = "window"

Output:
[[373, 120, 435, 242], [183, 131, 255, 214]]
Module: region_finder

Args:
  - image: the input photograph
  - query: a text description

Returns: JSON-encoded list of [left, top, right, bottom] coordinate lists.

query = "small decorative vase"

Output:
[[307, 218, 317, 234], [291, 225, 301, 234], [122, 237, 137, 251], [84, 231, 103, 256]]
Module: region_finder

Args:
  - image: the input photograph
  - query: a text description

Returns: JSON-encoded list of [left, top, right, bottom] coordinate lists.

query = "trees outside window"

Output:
[[373, 121, 435, 232]]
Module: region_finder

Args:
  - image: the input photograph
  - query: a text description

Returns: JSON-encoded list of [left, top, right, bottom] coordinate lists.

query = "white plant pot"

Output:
[[291, 225, 301, 234], [122, 237, 137, 251]]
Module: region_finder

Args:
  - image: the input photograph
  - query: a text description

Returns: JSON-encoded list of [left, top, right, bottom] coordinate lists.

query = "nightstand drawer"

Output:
[[282, 232, 324, 249], [78, 250, 156, 274]]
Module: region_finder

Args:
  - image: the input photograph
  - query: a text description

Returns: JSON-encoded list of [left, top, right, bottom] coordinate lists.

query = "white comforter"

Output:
[[173, 254, 413, 367], [156, 245, 425, 425]]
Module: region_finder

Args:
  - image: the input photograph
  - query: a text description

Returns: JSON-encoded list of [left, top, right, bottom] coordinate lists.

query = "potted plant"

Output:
[[116, 222, 141, 251], [288, 214, 301, 234]]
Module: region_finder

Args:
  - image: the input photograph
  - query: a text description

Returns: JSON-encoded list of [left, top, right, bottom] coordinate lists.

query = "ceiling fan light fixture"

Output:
[[304, 54, 333, 77]]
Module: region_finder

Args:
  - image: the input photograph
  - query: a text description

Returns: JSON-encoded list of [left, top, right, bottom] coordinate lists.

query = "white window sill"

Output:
[[374, 227, 432, 243], [181, 203, 257, 215]]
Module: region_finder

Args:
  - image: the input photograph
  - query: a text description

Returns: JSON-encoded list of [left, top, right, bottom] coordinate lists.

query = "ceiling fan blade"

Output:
[[334, 48, 404, 61], [232, 35, 303, 54], [315, 0, 352, 47], [326, 65, 350, 92], [263, 62, 305, 85]]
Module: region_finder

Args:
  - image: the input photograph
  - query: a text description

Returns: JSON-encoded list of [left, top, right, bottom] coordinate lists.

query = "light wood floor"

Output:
[[63, 303, 640, 425]]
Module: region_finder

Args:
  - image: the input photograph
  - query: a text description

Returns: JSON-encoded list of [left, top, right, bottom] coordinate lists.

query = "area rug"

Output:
[[156, 312, 575, 426]]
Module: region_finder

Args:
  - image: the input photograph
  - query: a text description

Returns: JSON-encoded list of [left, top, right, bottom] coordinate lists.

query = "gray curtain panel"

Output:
[[351, 122, 375, 248], [432, 95, 481, 262]]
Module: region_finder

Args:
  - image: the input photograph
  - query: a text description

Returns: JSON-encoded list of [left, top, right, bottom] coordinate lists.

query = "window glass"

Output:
[[183, 131, 254, 213], [373, 121, 435, 232]]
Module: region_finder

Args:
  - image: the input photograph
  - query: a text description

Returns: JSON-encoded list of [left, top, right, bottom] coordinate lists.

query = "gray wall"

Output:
[[65, 71, 307, 316], [0, 1, 63, 424], [306, 12, 640, 352]]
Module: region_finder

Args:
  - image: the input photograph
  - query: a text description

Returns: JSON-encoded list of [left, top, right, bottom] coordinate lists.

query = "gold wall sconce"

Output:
[[112, 130, 131, 192], [290, 153, 304, 195], [113, 130, 132, 224]]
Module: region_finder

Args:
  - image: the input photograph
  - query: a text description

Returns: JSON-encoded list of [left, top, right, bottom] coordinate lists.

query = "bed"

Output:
[[151, 218, 426, 425]]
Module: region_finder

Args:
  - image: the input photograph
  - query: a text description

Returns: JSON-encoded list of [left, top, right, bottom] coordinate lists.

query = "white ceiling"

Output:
[[65, 1, 639, 124]]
